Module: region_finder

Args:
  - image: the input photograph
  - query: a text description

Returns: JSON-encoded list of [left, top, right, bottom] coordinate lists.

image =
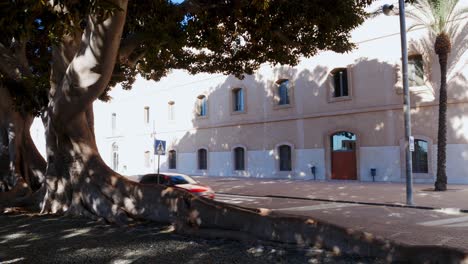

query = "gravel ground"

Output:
[[0, 211, 384, 264]]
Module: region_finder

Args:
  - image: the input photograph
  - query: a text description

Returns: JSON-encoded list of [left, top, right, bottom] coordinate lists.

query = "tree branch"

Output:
[[52, 0, 128, 122], [0, 42, 22, 80]]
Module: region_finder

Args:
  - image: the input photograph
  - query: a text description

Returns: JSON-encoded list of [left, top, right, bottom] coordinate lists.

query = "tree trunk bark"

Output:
[[435, 52, 448, 191], [0, 86, 46, 209]]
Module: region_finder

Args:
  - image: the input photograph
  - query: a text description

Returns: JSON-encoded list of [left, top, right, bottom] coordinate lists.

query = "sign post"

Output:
[[409, 136, 415, 152], [154, 139, 166, 184]]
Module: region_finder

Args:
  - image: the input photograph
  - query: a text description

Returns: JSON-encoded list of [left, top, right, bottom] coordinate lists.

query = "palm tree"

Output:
[[407, 0, 468, 191]]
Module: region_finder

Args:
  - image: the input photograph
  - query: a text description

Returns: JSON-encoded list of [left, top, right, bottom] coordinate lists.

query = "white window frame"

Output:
[[168, 101, 175, 121], [196, 95, 208, 118], [231, 87, 246, 114], [327, 65, 353, 103]]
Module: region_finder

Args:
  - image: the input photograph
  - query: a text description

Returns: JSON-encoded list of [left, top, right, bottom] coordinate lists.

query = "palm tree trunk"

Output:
[[435, 52, 448, 191]]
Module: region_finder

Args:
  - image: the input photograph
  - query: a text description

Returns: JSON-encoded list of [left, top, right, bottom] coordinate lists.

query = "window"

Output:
[[412, 139, 428, 173], [111, 113, 116, 131], [331, 131, 356, 151], [168, 101, 175, 120], [332, 68, 348, 97], [277, 79, 290, 105], [197, 95, 207, 117], [144, 106, 150, 124], [232, 88, 244, 112], [112, 143, 119, 171], [233, 147, 245, 171], [408, 55, 424, 86], [197, 149, 207, 170], [144, 151, 151, 168], [168, 150, 176, 169], [278, 145, 292, 171]]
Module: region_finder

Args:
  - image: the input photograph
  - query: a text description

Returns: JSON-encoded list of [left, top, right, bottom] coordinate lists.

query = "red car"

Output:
[[139, 173, 215, 199]]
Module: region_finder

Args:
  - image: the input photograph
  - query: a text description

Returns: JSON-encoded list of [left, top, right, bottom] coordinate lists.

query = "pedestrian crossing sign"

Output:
[[154, 139, 166, 155]]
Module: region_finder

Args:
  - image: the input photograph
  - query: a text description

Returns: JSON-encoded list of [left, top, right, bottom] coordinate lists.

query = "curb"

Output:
[[210, 192, 468, 263], [215, 191, 468, 213]]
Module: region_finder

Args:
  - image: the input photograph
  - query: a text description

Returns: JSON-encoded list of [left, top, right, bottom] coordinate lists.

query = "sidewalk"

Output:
[[195, 176, 468, 262], [195, 176, 468, 211]]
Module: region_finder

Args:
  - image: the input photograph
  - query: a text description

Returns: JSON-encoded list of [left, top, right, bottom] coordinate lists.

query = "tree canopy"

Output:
[[0, 0, 375, 112]]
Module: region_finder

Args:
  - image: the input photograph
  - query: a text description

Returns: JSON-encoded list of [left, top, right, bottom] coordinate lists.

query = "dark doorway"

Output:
[[331, 132, 357, 180]]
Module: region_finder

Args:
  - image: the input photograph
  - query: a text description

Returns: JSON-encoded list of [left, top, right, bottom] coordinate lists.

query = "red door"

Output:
[[331, 151, 357, 180]]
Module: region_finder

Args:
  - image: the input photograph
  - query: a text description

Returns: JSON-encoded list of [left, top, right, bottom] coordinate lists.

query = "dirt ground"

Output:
[[0, 211, 383, 264]]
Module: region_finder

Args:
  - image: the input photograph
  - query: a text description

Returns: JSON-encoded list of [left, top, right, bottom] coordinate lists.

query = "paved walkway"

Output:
[[195, 177, 468, 211], [127, 175, 468, 258]]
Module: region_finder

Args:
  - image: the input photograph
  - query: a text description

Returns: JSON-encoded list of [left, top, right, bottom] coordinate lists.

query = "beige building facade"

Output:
[[31, 0, 468, 183]]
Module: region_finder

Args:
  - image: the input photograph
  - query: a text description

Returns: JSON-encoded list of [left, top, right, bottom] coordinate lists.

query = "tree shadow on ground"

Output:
[[0, 212, 382, 264]]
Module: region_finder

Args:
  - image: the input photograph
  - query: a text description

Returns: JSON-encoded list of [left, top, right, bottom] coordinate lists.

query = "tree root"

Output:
[[0, 179, 47, 212]]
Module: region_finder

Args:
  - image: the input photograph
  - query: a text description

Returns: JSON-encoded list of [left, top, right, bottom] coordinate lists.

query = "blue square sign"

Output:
[[154, 139, 166, 155]]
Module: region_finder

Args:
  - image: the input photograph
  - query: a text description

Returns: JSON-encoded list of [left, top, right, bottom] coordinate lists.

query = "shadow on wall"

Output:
[[156, 57, 444, 182]]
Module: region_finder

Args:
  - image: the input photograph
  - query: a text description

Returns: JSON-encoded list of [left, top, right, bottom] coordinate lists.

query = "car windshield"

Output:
[[168, 175, 198, 185]]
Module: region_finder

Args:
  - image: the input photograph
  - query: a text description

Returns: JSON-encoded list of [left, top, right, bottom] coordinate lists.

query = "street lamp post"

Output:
[[384, 1, 414, 205]]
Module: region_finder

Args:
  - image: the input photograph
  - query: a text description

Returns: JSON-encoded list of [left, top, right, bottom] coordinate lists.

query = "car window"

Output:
[[140, 174, 169, 185], [169, 175, 197, 185]]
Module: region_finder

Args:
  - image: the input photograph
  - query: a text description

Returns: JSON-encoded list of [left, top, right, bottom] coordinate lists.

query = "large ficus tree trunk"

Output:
[[40, 0, 189, 223], [0, 87, 46, 209], [0, 35, 47, 209]]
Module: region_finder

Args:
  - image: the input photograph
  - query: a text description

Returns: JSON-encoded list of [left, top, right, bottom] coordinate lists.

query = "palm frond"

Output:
[[406, 0, 466, 35]]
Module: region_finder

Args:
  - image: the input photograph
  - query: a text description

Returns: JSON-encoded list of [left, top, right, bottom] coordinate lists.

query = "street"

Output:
[[197, 177, 468, 254]]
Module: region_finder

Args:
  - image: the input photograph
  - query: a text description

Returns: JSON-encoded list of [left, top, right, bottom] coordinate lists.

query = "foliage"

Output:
[[407, 0, 468, 38], [406, 0, 468, 191], [1, 0, 376, 110]]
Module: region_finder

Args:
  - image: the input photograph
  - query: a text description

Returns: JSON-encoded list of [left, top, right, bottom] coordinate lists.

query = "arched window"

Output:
[[112, 143, 119, 171], [168, 101, 175, 120], [412, 139, 428, 173], [197, 95, 207, 117], [331, 68, 348, 97], [144, 106, 150, 124], [111, 113, 117, 131], [198, 149, 207, 170], [277, 79, 290, 105], [232, 88, 244, 112], [168, 150, 177, 169], [233, 147, 245, 171], [408, 55, 424, 87], [278, 145, 292, 171]]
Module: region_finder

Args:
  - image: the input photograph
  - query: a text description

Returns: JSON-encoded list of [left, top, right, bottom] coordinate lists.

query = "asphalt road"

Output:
[[213, 192, 468, 252]]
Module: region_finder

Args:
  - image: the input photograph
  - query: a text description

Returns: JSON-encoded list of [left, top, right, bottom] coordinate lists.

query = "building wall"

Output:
[[30, 0, 468, 183]]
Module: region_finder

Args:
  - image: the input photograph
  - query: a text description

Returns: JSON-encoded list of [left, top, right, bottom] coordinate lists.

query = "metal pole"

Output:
[[157, 153, 160, 184], [398, 0, 414, 205]]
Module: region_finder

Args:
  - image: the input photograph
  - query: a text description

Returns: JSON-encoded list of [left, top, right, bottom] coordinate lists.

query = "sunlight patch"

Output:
[[0, 257, 26, 263], [434, 208, 462, 215], [61, 228, 92, 239], [1, 231, 27, 243]]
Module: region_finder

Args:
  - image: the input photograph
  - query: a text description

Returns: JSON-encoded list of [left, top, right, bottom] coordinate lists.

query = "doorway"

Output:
[[331, 131, 357, 180]]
